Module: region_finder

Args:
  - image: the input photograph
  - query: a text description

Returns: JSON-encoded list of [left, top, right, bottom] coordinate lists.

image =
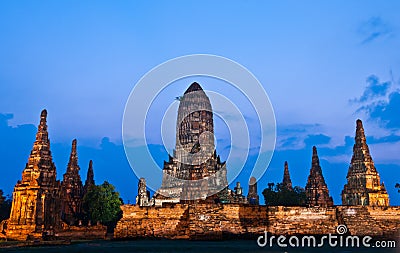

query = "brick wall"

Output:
[[55, 224, 107, 240], [114, 204, 400, 240]]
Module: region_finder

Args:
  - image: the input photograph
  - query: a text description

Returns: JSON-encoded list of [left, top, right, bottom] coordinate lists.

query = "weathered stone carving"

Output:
[[341, 119, 389, 206], [232, 182, 247, 204], [234, 182, 243, 196]]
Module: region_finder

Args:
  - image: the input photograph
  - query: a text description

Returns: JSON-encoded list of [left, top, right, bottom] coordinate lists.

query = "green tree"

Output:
[[0, 189, 12, 222], [262, 183, 278, 206], [83, 181, 122, 230], [262, 183, 307, 206]]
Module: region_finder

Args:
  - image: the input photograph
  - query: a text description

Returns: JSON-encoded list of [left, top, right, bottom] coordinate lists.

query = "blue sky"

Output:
[[0, 1, 399, 205]]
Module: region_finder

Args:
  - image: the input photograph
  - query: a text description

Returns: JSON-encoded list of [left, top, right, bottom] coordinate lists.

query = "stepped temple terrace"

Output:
[[0, 82, 399, 242]]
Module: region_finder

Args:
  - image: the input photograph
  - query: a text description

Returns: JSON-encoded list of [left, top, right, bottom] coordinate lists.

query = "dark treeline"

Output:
[[0, 189, 11, 222], [262, 183, 307, 206]]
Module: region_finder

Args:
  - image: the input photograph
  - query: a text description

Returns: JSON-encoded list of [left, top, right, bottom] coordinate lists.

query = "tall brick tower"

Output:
[[7, 110, 61, 240], [175, 82, 215, 167], [83, 160, 95, 194], [305, 146, 333, 207], [341, 119, 389, 206], [247, 177, 259, 205], [282, 161, 293, 190], [60, 139, 84, 225], [154, 82, 227, 205]]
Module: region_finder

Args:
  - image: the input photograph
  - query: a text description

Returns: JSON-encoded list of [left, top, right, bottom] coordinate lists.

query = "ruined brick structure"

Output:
[[83, 160, 95, 194], [5, 110, 105, 241], [232, 182, 247, 204], [342, 119, 389, 206], [154, 82, 228, 205], [60, 139, 84, 225], [136, 178, 150, 207], [305, 146, 334, 207], [122, 105, 398, 241], [6, 110, 62, 240], [282, 161, 293, 190], [247, 177, 259, 205], [5, 91, 398, 243]]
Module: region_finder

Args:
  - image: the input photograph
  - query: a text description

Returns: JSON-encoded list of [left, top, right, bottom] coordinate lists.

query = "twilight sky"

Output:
[[0, 1, 399, 205]]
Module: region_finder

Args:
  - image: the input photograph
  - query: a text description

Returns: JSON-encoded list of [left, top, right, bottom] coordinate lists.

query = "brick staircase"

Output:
[[173, 208, 190, 239], [336, 206, 383, 236]]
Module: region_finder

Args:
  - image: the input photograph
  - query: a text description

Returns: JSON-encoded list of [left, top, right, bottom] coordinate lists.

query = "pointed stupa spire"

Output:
[[71, 139, 77, 154], [312, 146, 321, 170], [351, 119, 374, 172], [355, 120, 370, 153], [184, 82, 203, 94], [35, 109, 49, 143], [341, 119, 389, 206], [282, 161, 293, 190], [305, 146, 333, 207], [40, 108, 47, 122], [84, 160, 95, 192], [67, 139, 79, 172], [61, 139, 83, 225], [355, 119, 367, 146], [21, 109, 57, 186], [7, 110, 61, 238]]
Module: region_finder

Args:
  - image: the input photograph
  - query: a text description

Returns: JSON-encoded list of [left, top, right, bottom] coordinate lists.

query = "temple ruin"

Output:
[[342, 119, 389, 206], [6, 110, 62, 240], [5, 110, 105, 241], [305, 146, 334, 207]]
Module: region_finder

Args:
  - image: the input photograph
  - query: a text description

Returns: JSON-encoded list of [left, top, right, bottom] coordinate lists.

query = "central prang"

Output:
[[136, 82, 257, 206], [175, 82, 215, 167]]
